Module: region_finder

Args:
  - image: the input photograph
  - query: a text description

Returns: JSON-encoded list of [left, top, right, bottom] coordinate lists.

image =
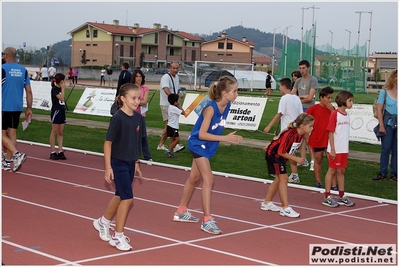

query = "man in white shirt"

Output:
[[48, 65, 56, 81], [41, 65, 49, 81], [157, 62, 184, 153]]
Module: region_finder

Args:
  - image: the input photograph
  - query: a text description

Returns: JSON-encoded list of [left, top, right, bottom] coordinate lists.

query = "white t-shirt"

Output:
[[41, 67, 48, 78], [48, 66, 56, 76], [327, 109, 350, 153], [160, 73, 180, 106], [278, 94, 303, 131], [167, 105, 182, 129]]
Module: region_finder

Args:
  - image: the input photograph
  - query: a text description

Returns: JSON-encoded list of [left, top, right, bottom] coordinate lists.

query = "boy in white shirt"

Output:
[[165, 94, 185, 158]]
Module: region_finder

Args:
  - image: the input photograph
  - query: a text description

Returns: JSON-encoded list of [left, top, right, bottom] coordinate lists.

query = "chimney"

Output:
[[164, 25, 168, 29], [134, 23, 140, 27], [221, 32, 227, 38], [113, 20, 119, 26], [153, 23, 161, 29], [242, 37, 247, 42], [132, 27, 137, 34]]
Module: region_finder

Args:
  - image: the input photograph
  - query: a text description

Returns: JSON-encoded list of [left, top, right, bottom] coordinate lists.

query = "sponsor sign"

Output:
[[73, 88, 116, 117]]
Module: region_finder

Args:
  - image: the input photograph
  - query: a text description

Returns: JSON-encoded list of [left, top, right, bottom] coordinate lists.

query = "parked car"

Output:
[[155, 68, 168, 74], [178, 70, 193, 76], [317, 77, 328, 83]]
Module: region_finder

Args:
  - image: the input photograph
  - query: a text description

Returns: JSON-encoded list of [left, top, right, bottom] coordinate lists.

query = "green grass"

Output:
[[18, 117, 396, 201]]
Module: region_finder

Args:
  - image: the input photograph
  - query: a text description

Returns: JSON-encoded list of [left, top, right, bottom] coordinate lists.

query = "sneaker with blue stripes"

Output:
[[173, 211, 199, 223], [201, 219, 222, 235]]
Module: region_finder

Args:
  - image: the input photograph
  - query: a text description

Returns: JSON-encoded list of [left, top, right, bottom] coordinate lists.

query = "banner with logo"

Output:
[[347, 104, 379, 145], [179, 93, 267, 131], [23, 81, 52, 110], [73, 88, 116, 117]]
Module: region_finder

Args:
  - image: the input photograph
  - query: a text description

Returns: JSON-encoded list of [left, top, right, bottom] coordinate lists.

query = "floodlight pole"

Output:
[[345, 29, 351, 79], [300, 7, 310, 61], [309, 5, 319, 76], [284, 25, 292, 77], [272, 27, 280, 75], [329, 30, 333, 79]]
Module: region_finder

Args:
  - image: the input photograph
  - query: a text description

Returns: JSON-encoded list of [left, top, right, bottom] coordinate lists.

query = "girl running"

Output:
[[261, 113, 314, 218], [173, 76, 243, 235], [93, 83, 146, 251]]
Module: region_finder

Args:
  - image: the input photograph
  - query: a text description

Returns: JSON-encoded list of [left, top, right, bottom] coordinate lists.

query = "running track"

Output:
[[2, 142, 397, 265]]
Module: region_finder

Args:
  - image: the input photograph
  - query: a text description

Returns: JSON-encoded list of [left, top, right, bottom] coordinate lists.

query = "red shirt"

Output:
[[306, 104, 334, 148], [266, 128, 303, 162]]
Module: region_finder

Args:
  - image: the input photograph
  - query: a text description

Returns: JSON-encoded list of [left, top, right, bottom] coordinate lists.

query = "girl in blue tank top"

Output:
[[173, 76, 243, 235]]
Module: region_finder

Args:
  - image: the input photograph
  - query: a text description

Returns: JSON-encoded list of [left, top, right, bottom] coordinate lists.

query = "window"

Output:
[[120, 45, 124, 57], [130, 46, 134, 57], [217, 53, 224, 56], [86, 30, 90, 38], [93, 30, 98, 38], [191, 50, 196, 62], [184, 49, 187, 61], [192, 42, 195, 47], [226, 54, 232, 56], [185, 41, 188, 46], [121, 36, 124, 41], [147, 47, 152, 54], [227, 43, 233, 49], [167, 34, 174, 45], [86, 44, 91, 46], [218, 42, 224, 49], [169, 48, 174, 56], [154, 33, 158, 44], [130, 37, 134, 42], [92, 59, 97, 62], [93, 44, 97, 46]]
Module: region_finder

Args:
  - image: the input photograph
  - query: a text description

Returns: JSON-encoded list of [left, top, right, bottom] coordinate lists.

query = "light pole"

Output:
[[284, 25, 292, 77], [155, 55, 158, 69], [300, 7, 310, 61], [272, 27, 280, 75], [115, 43, 119, 66], [345, 29, 351, 79], [329, 30, 333, 79], [354, 11, 372, 80], [309, 5, 319, 75]]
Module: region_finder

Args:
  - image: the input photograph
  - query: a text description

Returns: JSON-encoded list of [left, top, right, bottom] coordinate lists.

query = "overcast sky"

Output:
[[2, 1, 398, 54]]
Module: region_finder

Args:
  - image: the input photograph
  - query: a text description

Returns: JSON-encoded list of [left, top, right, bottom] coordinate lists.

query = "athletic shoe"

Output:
[[173, 211, 200, 223], [201, 219, 222, 235], [58, 151, 67, 160], [2, 160, 11, 171], [173, 144, 185, 153], [93, 218, 112, 241], [268, 99, 274, 102], [288, 173, 300, 183], [316, 182, 323, 188], [372, 173, 386, 180], [337, 195, 355, 207], [260, 201, 280, 212], [165, 151, 176, 158], [331, 185, 339, 191], [309, 160, 315, 171], [390, 173, 397, 182], [322, 196, 339, 207], [270, 174, 276, 178], [279, 206, 300, 218], [297, 159, 309, 167], [50, 152, 59, 160], [109, 234, 132, 251], [157, 145, 167, 151], [12, 152, 27, 172]]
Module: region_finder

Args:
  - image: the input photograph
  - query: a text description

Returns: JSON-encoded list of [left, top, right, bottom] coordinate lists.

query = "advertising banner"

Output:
[[23, 81, 52, 110], [73, 88, 116, 117]]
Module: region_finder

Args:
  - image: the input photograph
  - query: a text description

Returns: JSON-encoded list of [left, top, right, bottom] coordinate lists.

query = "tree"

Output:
[[81, 50, 87, 65]]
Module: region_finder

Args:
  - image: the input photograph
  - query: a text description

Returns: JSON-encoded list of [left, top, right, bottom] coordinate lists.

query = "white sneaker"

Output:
[[261, 201, 280, 212], [297, 159, 309, 167], [173, 144, 185, 153], [157, 145, 167, 151], [309, 160, 315, 171], [12, 151, 27, 172], [93, 218, 112, 241], [280, 206, 300, 218], [288, 173, 300, 183], [109, 234, 132, 251]]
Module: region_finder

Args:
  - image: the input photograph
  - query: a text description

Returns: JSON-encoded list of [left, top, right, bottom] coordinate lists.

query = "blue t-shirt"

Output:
[[2, 62, 31, 112], [378, 89, 397, 115], [188, 100, 231, 159]]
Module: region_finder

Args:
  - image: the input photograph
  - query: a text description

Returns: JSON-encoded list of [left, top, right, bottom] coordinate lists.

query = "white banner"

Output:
[[347, 104, 379, 145], [23, 81, 52, 110], [179, 93, 267, 131], [73, 88, 116, 117]]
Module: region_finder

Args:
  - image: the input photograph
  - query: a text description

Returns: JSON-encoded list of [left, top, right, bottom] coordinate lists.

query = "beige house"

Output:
[[200, 33, 254, 65], [68, 21, 204, 68]]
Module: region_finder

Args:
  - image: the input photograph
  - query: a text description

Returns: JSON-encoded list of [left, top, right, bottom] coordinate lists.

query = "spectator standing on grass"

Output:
[[132, 69, 152, 161], [157, 62, 184, 153], [263, 70, 273, 100], [41, 64, 49, 81], [72, 67, 79, 85], [173, 76, 243, 235], [305, 87, 337, 189], [107, 66, 114, 86], [165, 93, 185, 158], [322, 90, 355, 208], [372, 69, 397, 182], [263, 78, 302, 183], [116, 62, 132, 97], [1, 47, 33, 172], [67, 67, 73, 86], [291, 60, 317, 171], [261, 113, 314, 218], [49, 73, 67, 160], [100, 67, 106, 86], [93, 83, 145, 251]]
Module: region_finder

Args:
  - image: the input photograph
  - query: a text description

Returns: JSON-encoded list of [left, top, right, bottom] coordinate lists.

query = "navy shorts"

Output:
[[189, 149, 203, 159], [111, 158, 136, 200], [51, 109, 66, 124], [166, 125, 179, 138], [266, 155, 288, 175], [313, 147, 327, 153], [2, 111, 22, 130]]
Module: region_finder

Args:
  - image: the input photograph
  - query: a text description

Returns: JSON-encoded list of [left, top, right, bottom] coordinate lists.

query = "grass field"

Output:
[[18, 87, 397, 200]]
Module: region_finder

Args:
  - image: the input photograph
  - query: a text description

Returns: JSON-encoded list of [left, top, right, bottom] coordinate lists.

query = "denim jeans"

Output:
[[379, 124, 397, 176]]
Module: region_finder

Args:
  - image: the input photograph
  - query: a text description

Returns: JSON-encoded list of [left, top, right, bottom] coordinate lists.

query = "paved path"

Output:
[[31, 114, 380, 162]]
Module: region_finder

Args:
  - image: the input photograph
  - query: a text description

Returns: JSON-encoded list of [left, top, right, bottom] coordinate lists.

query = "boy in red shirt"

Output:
[[306, 87, 336, 188]]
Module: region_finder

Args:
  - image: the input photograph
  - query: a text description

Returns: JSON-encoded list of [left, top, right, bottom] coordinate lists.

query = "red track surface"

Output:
[[2, 143, 397, 265]]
